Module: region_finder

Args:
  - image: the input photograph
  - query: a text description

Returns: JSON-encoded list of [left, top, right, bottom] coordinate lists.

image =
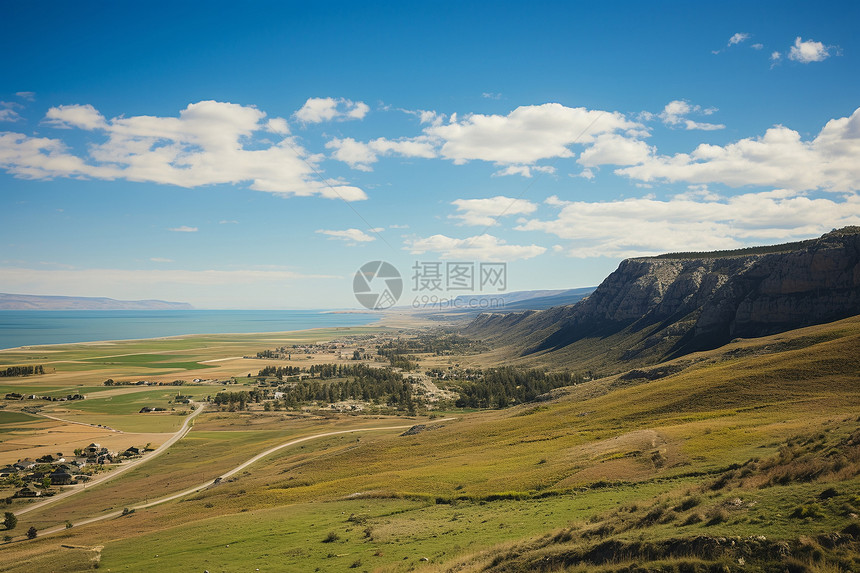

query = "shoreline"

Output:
[[0, 310, 446, 354]]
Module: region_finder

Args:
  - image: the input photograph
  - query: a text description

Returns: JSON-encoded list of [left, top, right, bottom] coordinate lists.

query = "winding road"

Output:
[[21, 416, 454, 538], [14, 401, 206, 517]]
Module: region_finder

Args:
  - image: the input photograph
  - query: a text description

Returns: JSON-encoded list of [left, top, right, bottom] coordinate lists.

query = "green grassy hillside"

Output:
[[2, 317, 859, 572]]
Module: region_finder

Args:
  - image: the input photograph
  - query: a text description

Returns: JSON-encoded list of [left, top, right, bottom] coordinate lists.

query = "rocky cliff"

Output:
[[466, 227, 860, 366]]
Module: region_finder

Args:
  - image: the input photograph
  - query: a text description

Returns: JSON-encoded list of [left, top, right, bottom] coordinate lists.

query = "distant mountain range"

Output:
[[0, 293, 194, 310], [466, 227, 860, 373]]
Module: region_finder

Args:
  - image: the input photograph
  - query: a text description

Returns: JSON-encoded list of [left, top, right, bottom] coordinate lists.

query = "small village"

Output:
[[1, 441, 148, 501]]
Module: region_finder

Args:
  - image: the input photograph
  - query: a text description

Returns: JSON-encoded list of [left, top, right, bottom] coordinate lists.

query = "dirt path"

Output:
[[29, 417, 455, 538], [14, 401, 206, 517]]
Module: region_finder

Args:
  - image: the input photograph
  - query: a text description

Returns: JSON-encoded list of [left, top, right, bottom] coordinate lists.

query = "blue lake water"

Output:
[[0, 310, 381, 350]]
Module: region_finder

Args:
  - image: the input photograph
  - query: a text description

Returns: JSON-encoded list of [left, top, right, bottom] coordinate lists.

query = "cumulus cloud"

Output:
[[326, 136, 436, 171], [425, 103, 638, 166], [294, 97, 370, 123], [788, 37, 831, 63], [517, 190, 860, 258], [617, 107, 860, 192], [43, 104, 108, 130], [168, 226, 198, 232], [330, 103, 647, 176], [316, 228, 377, 244], [405, 233, 546, 261], [450, 196, 538, 226], [578, 133, 654, 167], [0, 100, 367, 201]]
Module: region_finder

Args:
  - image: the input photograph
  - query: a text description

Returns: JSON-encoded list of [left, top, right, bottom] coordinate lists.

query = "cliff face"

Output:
[[467, 228, 860, 363]]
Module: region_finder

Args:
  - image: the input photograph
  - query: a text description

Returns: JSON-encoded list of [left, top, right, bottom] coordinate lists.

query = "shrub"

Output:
[[682, 513, 703, 526], [26, 526, 36, 539], [674, 495, 701, 512], [704, 507, 727, 526], [322, 531, 339, 543]]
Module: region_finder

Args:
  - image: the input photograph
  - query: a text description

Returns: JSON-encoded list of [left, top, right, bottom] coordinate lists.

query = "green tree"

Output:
[[3, 512, 16, 530], [26, 526, 36, 539]]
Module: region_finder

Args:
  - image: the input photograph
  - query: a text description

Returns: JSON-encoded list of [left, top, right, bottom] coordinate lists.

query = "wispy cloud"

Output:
[[168, 226, 198, 233], [0, 101, 23, 123], [405, 234, 546, 261], [294, 97, 369, 123], [450, 196, 537, 226], [150, 257, 174, 263], [316, 228, 377, 244], [728, 32, 750, 46], [658, 100, 724, 131]]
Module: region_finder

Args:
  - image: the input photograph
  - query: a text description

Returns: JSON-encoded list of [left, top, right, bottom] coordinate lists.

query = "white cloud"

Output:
[[517, 190, 860, 258], [0, 100, 367, 201], [168, 226, 198, 232], [294, 97, 370, 123], [493, 164, 556, 177], [265, 117, 290, 134], [578, 133, 654, 166], [751, 43, 764, 50], [482, 92, 502, 100], [43, 104, 108, 130], [219, 220, 239, 224], [683, 119, 725, 131], [618, 107, 860, 192], [728, 32, 750, 46], [425, 103, 638, 166], [15, 92, 35, 101], [788, 37, 831, 63], [405, 233, 546, 261], [659, 100, 724, 131], [316, 228, 376, 244], [326, 136, 436, 171], [0, 102, 22, 123], [450, 196, 538, 226], [150, 257, 174, 263], [771, 51, 782, 62]]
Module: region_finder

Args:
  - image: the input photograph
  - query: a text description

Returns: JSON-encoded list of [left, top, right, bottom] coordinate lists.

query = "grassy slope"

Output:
[[1, 318, 859, 571]]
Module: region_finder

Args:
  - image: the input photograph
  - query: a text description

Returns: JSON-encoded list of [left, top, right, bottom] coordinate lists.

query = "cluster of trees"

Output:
[[275, 367, 416, 412], [103, 379, 187, 386], [454, 367, 583, 409], [378, 333, 488, 357], [257, 365, 302, 379], [211, 390, 265, 411], [0, 365, 45, 377], [256, 347, 290, 359]]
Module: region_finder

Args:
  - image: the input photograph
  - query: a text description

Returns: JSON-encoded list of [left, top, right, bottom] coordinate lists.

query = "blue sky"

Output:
[[1, 1, 859, 309]]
